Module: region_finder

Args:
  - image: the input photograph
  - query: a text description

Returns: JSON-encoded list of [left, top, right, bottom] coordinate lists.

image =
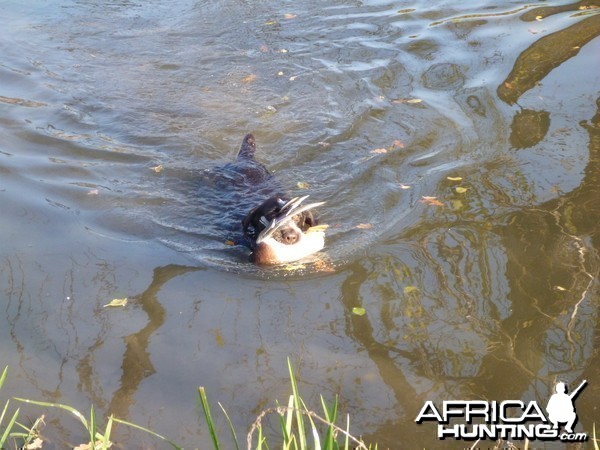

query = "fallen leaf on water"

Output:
[[420, 196, 444, 206], [259, 44, 269, 53], [297, 181, 310, 189], [356, 223, 373, 229], [306, 224, 329, 233], [352, 307, 366, 316], [241, 74, 257, 84], [313, 259, 335, 272], [283, 263, 306, 271], [451, 199, 464, 210], [399, 183, 411, 189], [87, 188, 99, 196], [104, 298, 128, 308], [0, 95, 47, 108], [392, 140, 405, 148], [318, 141, 331, 147], [73, 444, 91, 450], [224, 240, 235, 246], [393, 98, 422, 104], [554, 285, 567, 291], [455, 186, 468, 194], [74, 441, 112, 450], [446, 176, 462, 181], [535, 15, 543, 21], [277, 49, 289, 53], [289, 75, 297, 81], [283, 13, 297, 19], [404, 286, 419, 294], [25, 438, 44, 450], [370, 148, 387, 154], [277, 71, 284, 76], [264, 20, 278, 25], [211, 328, 224, 347], [150, 164, 163, 173]]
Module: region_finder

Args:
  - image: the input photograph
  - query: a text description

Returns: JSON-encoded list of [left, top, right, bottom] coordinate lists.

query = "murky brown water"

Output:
[[1, 0, 599, 448]]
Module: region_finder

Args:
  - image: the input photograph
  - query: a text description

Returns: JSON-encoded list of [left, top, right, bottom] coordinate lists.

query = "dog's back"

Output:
[[217, 134, 325, 264], [220, 134, 272, 187]]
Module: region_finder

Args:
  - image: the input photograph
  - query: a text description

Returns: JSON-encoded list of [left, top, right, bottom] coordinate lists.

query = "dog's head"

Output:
[[242, 196, 325, 265]]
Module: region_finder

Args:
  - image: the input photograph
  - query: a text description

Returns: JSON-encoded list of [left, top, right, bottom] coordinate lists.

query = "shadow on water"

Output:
[[498, 1, 600, 150], [338, 3, 600, 445], [105, 264, 203, 420], [354, 93, 599, 449]]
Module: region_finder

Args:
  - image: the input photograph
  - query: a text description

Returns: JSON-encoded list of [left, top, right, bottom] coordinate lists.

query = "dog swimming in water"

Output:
[[227, 134, 326, 265]]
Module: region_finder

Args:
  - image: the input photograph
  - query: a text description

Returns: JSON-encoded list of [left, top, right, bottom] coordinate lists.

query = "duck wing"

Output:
[[256, 196, 325, 244]]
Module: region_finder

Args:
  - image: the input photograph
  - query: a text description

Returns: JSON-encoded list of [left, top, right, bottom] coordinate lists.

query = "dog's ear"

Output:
[[242, 204, 260, 235], [243, 196, 290, 239]]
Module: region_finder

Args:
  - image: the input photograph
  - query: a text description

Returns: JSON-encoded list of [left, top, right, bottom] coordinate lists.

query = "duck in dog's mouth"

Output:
[[242, 195, 326, 265], [227, 134, 326, 265]]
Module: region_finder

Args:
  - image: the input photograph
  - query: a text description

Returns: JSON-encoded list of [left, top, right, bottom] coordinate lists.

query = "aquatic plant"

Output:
[[4, 359, 375, 450], [198, 358, 376, 450], [13, 398, 181, 450], [0, 366, 43, 450]]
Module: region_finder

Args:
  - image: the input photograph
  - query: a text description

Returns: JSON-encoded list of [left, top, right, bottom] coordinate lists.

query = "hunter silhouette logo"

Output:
[[415, 380, 588, 442], [546, 380, 586, 434]]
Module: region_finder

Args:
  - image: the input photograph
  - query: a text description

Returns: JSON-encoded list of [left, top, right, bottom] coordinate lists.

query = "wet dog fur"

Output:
[[231, 134, 320, 264]]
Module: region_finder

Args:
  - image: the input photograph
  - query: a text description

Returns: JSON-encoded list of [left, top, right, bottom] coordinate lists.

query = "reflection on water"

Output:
[[106, 264, 202, 420], [1, 0, 599, 448]]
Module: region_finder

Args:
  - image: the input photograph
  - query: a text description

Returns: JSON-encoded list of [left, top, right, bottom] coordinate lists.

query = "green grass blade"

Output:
[[298, 395, 322, 450], [0, 367, 9, 427], [0, 399, 9, 426], [320, 394, 338, 449], [257, 423, 264, 450], [217, 402, 239, 450], [14, 398, 89, 429], [198, 386, 221, 450], [275, 398, 292, 449], [304, 406, 321, 450], [344, 414, 350, 450], [0, 367, 8, 390], [319, 395, 332, 422], [285, 396, 294, 446], [593, 423, 599, 450], [0, 407, 20, 448], [15, 414, 45, 448], [277, 410, 290, 449], [112, 417, 182, 450], [89, 404, 96, 446], [13, 423, 33, 442], [103, 414, 114, 450], [287, 358, 306, 450]]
